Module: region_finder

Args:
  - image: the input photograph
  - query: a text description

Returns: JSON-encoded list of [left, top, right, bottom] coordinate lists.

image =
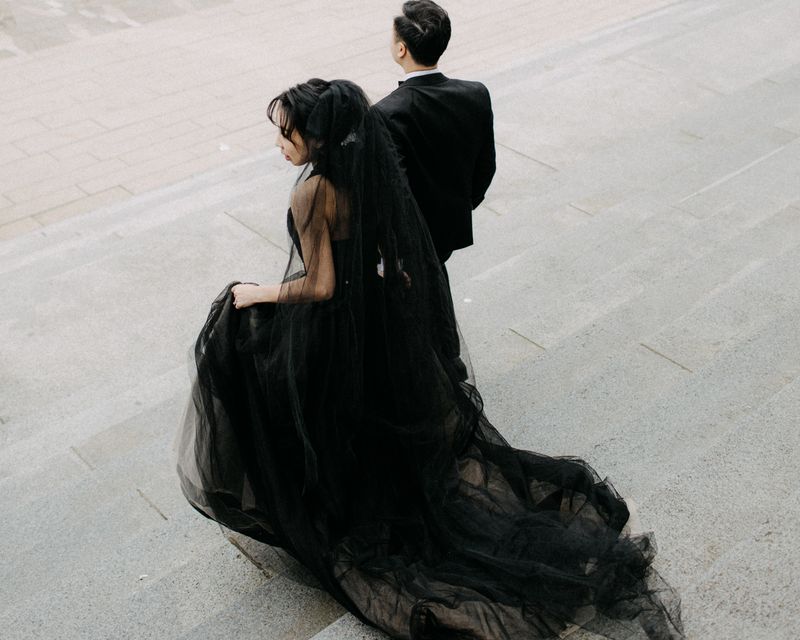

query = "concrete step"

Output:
[[0, 361, 190, 477], [462, 84, 800, 306], [594, 300, 800, 493], [460, 185, 800, 395], [310, 614, 387, 640], [459, 30, 800, 290], [486, 0, 729, 94], [477, 217, 800, 450], [457, 87, 800, 354], [680, 491, 800, 639], [643, 380, 800, 639], [173, 571, 341, 640], [0, 505, 326, 640], [0, 394, 186, 597], [622, 0, 800, 96], [488, 0, 800, 170], [464, 127, 799, 336], [1, 393, 342, 640], [0, 148, 292, 272], [0, 156, 297, 462], [0, 470, 169, 619]]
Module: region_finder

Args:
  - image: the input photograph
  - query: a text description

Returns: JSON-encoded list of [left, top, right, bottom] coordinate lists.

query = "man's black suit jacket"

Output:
[[375, 73, 496, 262]]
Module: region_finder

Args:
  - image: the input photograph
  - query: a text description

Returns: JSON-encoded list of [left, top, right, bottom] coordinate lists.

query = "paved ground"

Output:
[[2, 1, 800, 638], [0, 0, 676, 239]]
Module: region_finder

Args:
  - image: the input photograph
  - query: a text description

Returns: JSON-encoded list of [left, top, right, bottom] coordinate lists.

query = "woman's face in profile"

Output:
[[276, 126, 310, 166], [273, 107, 310, 166]]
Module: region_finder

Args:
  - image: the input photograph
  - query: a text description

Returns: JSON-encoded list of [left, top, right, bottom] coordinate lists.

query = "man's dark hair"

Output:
[[393, 1, 451, 67]]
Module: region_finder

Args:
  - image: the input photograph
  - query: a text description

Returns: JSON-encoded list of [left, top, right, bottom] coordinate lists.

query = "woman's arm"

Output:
[[233, 176, 337, 308]]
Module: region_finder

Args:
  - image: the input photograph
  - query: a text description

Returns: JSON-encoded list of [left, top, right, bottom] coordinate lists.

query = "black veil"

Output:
[[177, 79, 684, 640]]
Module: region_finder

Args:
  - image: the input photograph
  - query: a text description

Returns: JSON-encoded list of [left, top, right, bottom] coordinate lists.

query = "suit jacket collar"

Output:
[[399, 72, 448, 87]]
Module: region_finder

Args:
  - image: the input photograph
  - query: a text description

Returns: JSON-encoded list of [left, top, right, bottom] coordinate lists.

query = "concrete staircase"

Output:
[[2, 1, 800, 638]]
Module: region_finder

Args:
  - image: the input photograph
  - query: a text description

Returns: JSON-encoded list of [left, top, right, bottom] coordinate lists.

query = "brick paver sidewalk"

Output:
[[0, 0, 673, 240]]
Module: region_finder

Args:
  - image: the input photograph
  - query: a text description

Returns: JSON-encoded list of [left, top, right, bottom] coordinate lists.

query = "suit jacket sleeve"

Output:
[[471, 89, 496, 209], [375, 101, 408, 174]]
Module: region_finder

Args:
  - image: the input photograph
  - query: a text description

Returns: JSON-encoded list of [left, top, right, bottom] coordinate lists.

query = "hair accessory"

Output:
[[340, 131, 358, 147]]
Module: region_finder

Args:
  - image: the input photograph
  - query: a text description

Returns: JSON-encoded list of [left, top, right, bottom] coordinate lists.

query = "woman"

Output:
[[177, 79, 684, 640]]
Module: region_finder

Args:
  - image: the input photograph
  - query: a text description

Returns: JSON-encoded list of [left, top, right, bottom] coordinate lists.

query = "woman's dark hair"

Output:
[[267, 78, 371, 174], [393, 0, 451, 67], [267, 78, 330, 145]]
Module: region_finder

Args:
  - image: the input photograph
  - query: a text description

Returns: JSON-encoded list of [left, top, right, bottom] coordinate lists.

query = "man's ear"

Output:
[[396, 40, 407, 59]]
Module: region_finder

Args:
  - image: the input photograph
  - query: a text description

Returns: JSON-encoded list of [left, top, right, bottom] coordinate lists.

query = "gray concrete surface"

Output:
[[2, 0, 800, 638]]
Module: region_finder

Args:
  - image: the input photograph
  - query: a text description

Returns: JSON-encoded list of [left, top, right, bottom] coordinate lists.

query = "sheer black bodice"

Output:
[[177, 80, 684, 640]]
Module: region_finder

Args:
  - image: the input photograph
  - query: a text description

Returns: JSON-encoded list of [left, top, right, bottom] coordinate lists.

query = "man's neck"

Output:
[[400, 60, 438, 75], [404, 68, 441, 81]]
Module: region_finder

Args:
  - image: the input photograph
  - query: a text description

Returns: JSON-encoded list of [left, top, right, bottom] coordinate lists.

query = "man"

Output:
[[376, 1, 494, 379], [376, 0, 496, 267]]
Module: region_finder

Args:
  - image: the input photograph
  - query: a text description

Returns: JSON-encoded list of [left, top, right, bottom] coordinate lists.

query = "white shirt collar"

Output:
[[404, 68, 440, 81]]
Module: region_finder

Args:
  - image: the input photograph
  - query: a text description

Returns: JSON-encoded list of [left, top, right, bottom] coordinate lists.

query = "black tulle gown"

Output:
[[177, 83, 684, 640]]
